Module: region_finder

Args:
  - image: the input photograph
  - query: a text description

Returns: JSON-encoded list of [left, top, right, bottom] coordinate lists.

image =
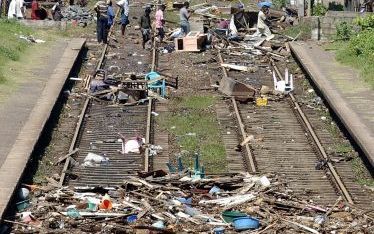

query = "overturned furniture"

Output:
[[89, 70, 149, 103], [219, 77, 256, 102], [175, 31, 207, 52]]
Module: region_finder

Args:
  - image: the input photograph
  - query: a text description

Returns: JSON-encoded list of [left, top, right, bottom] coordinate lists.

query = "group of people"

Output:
[[94, 1, 193, 48], [7, 0, 62, 21]]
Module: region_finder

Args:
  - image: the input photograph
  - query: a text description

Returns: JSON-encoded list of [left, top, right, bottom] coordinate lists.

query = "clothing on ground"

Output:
[[155, 9, 164, 29]]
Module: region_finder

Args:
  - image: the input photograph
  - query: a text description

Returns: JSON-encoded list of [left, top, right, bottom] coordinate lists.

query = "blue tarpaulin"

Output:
[[258, 1, 272, 8]]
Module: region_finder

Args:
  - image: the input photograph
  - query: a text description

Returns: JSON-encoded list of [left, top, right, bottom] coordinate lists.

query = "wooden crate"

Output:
[[175, 31, 207, 52]]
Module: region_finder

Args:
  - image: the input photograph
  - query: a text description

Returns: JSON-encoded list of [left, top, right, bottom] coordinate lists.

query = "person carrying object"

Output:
[[139, 6, 152, 49], [94, 0, 110, 44]]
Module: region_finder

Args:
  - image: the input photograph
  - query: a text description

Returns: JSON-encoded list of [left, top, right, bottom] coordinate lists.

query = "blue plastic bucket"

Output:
[[233, 216, 260, 231], [213, 227, 225, 234]]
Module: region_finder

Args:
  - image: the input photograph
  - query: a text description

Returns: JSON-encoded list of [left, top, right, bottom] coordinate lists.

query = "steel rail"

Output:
[[218, 50, 257, 173], [144, 98, 153, 172], [271, 59, 354, 204], [59, 9, 120, 186]]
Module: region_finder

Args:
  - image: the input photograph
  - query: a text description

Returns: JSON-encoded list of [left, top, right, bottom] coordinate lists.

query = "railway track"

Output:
[[217, 49, 374, 210], [59, 8, 156, 188]]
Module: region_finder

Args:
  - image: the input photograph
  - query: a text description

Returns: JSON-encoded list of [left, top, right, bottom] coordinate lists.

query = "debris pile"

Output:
[[10, 172, 373, 233], [61, 5, 94, 26]]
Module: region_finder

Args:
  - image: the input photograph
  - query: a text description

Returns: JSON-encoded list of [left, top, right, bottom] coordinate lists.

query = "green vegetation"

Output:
[[335, 22, 353, 40], [335, 30, 374, 87], [351, 157, 374, 186], [159, 95, 227, 173], [283, 22, 312, 40], [0, 19, 35, 83], [312, 3, 328, 16], [327, 15, 374, 87], [272, 0, 287, 9], [355, 14, 374, 31]]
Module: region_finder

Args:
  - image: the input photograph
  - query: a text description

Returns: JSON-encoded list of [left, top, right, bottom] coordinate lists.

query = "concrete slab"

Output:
[[0, 38, 86, 219], [290, 41, 374, 167]]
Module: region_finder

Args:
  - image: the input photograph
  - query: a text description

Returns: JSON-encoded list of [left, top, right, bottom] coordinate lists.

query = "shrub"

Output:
[[272, 0, 286, 9], [313, 3, 328, 16], [354, 14, 374, 31], [336, 22, 353, 40], [346, 29, 374, 57]]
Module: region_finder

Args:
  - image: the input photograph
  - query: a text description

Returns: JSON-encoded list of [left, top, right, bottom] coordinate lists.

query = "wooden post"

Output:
[[307, 0, 312, 16], [297, 0, 305, 17]]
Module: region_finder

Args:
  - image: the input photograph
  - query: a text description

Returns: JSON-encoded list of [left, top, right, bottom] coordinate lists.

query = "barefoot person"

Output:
[[117, 0, 129, 37], [139, 6, 151, 49], [155, 4, 166, 43]]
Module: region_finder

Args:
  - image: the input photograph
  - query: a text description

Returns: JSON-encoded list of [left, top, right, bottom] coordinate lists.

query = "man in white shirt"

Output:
[[8, 0, 24, 19], [15, 0, 25, 19], [117, 0, 129, 37], [8, 0, 16, 19], [253, 5, 274, 41]]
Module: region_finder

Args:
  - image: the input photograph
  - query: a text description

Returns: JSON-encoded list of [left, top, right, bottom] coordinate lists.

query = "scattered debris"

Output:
[[61, 5, 94, 26], [10, 171, 373, 233], [19, 35, 45, 43]]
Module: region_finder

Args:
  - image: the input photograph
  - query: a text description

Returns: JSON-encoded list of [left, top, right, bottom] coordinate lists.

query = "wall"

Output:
[[301, 11, 372, 40]]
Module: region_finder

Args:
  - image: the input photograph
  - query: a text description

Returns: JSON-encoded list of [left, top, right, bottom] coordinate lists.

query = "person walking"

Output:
[[180, 1, 191, 36], [139, 6, 151, 49], [94, 0, 109, 44], [155, 4, 165, 42], [253, 5, 274, 41], [117, 0, 129, 37]]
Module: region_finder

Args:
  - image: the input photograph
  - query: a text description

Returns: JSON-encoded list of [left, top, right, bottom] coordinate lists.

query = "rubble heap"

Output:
[[61, 5, 94, 26], [10, 172, 374, 233]]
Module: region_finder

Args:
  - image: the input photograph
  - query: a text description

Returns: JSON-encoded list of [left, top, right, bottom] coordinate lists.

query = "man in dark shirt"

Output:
[[139, 7, 151, 49]]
